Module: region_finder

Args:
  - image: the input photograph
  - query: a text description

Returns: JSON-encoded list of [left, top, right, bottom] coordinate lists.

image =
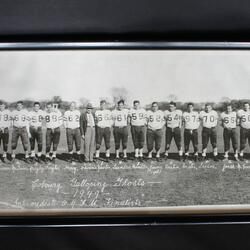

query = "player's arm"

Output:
[[26, 111, 31, 137], [127, 110, 131, 125], [63, 111, 68, 128], [179, 111, 183, 128], [236, 110, 241, 126], [58, 110, 63, 127]]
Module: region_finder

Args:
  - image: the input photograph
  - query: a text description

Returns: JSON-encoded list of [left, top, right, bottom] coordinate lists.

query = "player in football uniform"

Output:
[[221, 103, 238, 161], [182, 102, 200, 161], [95, 100, 113, 162], [112, 100, 129, 161], [237, 102, 250, 161], [44, 102, 63, 164], [0, 101, 11, 162], [146, 102, 165, 161], [200, 103, 219, 161], [11, 101, 31, 163], [29, 102, 45, 163], [64, 102, 82, 163], [164, 102, 183, 161], [128, 100, 147, 162]]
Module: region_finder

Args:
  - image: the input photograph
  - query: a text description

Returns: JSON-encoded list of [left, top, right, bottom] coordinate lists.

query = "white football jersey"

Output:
[[237, 109, 250, 129], [0, 109, 11, 128], [29, 110, 45, 128], [95, 109, 113, 128], [183, 111, 200, 130], [129, 108, 147, 126], [112, 109, 129, 127], [200, 110, 218, 128], [11, 109, 30, 128], [64, 110, 81, 129], [221, 111, 237, 129], [165, 110, 182, 128], [146, 110, 165, 130], [45, 110, 63, 129]]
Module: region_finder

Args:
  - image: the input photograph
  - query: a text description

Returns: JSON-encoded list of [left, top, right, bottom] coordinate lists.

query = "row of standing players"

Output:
[[0, 99, 249, 164]]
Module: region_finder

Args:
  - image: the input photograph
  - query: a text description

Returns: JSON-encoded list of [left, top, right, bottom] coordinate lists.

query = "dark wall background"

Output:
[[0, 0, 250, 41], [1, 0, 250, 249]]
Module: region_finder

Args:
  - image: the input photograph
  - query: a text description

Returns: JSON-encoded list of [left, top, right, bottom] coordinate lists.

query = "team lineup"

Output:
[[0, 99, 250, 164]]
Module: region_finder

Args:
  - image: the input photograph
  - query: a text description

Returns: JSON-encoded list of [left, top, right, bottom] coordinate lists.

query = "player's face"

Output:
[[152, 104, 158, 112], [118, 103, 124, 110], [17, 103, 23, 111], [134, 102, 140, 109], [100, 102, 106, 110], [227, 105, 232, 113], [169, 105, 176, 112], [70, 103, 76, 111], [244, 103, 250, 111], [187, 105, 193, 112], [205, 105, 212, 112], [0, 104, 5, 111], [47, 105, 53, 112], [34, 104, 40, 112]]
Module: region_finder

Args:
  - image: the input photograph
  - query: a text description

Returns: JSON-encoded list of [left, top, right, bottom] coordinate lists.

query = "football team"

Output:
[[0, 99, 249, 163]]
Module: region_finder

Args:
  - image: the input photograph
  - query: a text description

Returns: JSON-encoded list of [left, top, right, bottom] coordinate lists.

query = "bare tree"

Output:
[[79, 97, 90, 108], [110, 87, 129, 105], [167, 94, 178, 102]]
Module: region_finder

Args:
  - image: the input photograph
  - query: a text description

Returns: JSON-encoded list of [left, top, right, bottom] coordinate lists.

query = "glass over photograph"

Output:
[[0, 49, 249, 213]]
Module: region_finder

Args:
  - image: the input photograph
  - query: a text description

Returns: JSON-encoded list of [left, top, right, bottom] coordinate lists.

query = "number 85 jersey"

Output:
[[237, 109, 250, 129]]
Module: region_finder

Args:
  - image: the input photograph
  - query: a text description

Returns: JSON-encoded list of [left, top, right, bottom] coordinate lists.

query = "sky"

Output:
[[0, 50, 250, 106]]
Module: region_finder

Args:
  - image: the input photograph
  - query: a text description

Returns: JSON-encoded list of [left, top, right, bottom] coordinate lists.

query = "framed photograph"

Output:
[[0, 42, 250, 216]]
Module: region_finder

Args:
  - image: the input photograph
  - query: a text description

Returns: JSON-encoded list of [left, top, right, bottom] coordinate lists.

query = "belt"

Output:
[[114, 126, 127, 129], [167, 126, 180, 129], [47, 127, 60, 130], [97, 126, 111, 129], [66, 127, 80, 130], [185, 128, 198, 131], [13, 126, 26, 129], [132, 125, 145, 127], [203, 126, 216, 129], [30, 126, 42, 129], [147, 128, 162, 131]]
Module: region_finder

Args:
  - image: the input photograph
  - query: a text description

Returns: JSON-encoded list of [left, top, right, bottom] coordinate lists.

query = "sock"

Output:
[[185, 152, 189, 156], [224, 151, 229, 158], [76, 151, 81, 155], [46, 153, 50, 158], [148, 151, 152, 158], [240, 151, 244, 157], [156, 150, 160, 158], [37, 152, 42, 157], [213, 147, 218, 156], [123, 149, 127, 158], [3, 152, 7, 158], [106, 149, 110, 158], [25, 151, 29, 158], [31, 150, 35, 157], [202, 148, 207, 157], [12, 150, 16, 159], [95, 150, 100, 158], [165, 151, 169, 156], [52, 151, 56, 158], [135, 148, 139, 158], [194, 152, 198, 156], [116, 150, 119, 158], [179, 149, 183, 156], [139, 148, 143, 157], [234, 150, 238, 157]]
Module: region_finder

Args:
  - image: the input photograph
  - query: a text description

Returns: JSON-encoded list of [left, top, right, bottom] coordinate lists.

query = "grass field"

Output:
[[0, 126, 250, 211]]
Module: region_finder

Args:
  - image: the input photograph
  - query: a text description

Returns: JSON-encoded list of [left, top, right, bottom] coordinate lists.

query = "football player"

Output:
[[95, 100, 113, 162], [237, 102, 250, 161], [112, 100, 129, 161], [200, 103, 219, 161], [29, 102, 45, 163], [0, 101, 11, 162], [182, 102, 200, 161], [64, 102, 82, 163], [44, 102, 63, 164], [11, 101, 31, 163], [164, 102, 183, 161], [221, 103, 238, 161], [146, 102, 165, 161], [128, 100, 147, 161]]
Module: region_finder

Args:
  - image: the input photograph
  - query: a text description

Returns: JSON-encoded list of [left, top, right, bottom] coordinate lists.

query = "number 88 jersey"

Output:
[[45, 110, 63, 129], [237, 109, 250, 129]]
